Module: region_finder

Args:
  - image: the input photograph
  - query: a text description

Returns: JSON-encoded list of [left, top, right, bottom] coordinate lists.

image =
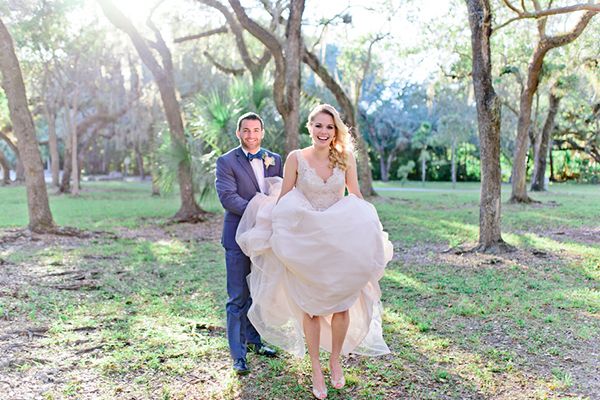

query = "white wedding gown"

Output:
[[236, 151, 393, 357]]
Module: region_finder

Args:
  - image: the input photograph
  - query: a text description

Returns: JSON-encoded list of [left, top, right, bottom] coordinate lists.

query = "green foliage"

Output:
[[412, 122, 433, 149], [190, 147, 220, 202], [499, 65, 520, 77], [154, 131, 186, 195], [456, 143, 481, 181], [187, 76, 272, 156], [153, 129, 219, 203], [396, 160, 415, 183]]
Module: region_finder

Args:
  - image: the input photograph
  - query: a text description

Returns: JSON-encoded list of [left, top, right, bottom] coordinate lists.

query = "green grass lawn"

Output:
[[0, 181, 223, 229], [0, 181, 598, 399]]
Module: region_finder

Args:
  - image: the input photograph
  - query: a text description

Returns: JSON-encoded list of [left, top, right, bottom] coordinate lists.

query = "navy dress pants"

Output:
[[225, 247, 261, 360]]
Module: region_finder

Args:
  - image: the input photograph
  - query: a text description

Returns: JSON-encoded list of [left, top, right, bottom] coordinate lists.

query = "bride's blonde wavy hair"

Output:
[[307, 104, 354, 171]]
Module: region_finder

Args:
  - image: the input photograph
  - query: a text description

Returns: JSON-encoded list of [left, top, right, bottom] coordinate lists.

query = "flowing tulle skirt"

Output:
[[236, 178, 393, 357]]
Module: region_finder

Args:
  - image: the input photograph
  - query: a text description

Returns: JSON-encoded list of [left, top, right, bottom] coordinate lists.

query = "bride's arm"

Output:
[[276, 151, 299, 203], [345, 151, 364, 199]]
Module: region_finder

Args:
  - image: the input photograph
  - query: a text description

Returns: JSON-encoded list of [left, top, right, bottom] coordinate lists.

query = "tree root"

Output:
[[193, 323, 225, 336], [42, 269, 100, 278], [169, 209, 211, 224], [75, 344, 104, 355], [0, 227, 117, 245], [47, 282, 100, 291], [0, 229, 29, 244], [70, 326, 98, 332], [445, 241, 516, 255], [470, 241, 516, 254], [508, 195, 541, 204], [0, 326, 49, 340], [31, 226, 96, 238]]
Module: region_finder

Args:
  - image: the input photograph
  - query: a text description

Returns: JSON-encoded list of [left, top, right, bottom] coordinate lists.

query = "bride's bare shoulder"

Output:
[[287, 148, 310, 161]]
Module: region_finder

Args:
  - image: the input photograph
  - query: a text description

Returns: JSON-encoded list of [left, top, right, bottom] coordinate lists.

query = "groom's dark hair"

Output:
[[237, 112, 264, 131]]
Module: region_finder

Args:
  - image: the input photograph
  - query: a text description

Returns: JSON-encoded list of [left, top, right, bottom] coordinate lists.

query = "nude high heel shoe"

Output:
[[312, 386, 328, 399], [311, 370, 328, 399], [329, 360, 345, 389]]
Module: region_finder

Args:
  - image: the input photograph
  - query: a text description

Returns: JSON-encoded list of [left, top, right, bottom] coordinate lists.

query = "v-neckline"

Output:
[[298, 150, 335, 184]]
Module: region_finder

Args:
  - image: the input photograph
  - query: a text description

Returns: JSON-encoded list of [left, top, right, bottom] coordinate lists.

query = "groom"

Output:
[[215, 112, 283, 374]]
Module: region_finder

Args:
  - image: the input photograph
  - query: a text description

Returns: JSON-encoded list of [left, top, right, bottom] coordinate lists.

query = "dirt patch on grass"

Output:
[[547, 227, 600, 246], [393, 240, 574, 273], [116, 213, 223, 243]]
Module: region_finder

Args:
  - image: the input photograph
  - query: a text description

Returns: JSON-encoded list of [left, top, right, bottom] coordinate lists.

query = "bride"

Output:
[[236, 104, 393, 399]]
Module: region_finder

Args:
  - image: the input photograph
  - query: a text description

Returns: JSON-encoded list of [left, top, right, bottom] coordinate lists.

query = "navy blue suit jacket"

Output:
[[215, 146, 283, 250]]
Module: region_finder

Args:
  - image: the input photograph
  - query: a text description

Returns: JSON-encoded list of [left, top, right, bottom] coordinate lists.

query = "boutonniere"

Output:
[[263, 153, 275, 169]]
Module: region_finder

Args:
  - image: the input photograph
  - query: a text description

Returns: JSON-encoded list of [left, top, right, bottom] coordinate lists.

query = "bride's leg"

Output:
[[303, 313, 326, 398], [330, 310, 349, 389]]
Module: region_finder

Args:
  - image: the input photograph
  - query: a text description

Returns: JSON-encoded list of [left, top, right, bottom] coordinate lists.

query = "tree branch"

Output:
[[500, 98, 519, 117], [174, 26, 228, 43], [495, 2, 600, 33], [146, 17, 174, 74], [203, 51, 245, 76], [228, 0, 286, 113], [96, 0, 167, 82], [198, 0, 271, 78], [302, 45, 354, 123], [544, 11, 597, 49]]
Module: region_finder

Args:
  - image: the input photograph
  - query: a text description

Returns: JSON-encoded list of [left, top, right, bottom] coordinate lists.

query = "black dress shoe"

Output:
[[247, 343, 277, 357], [233, 358, 250, 375]]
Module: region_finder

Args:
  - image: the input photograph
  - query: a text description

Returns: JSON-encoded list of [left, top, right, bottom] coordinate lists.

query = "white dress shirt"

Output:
[[242, 147, 266, 193]]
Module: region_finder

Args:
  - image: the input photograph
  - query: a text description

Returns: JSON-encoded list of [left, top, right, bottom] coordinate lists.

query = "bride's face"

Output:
[[309, 112, 336, 149]]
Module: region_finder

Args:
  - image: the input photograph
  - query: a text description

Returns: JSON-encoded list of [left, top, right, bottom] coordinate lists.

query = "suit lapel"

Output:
[[262, 151, 268, 177], [235, 147, 260, 191]]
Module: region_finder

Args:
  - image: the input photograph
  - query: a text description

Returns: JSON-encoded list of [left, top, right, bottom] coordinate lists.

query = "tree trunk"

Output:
[[14, 158, 24, 181], [510, 46, 547, 202], [421, 150, 426, 186], [282, 0, 304, 154], [509, 11, 596, 203], [0, 18, 55, 232], [531, 91, 560, 191], [45, 108, 60, 187], [379, 152, 388, 182], [549, 145, 555, 182], [385, 152, 395, 183], [58, 111, 73, 193], [71, 127, 79, 194], [66, 91, 80, 196], [102, 137, 109, 174], [0, 129, 25, 182], [466, 0, 507, 252], [0, 147, 10, 184], [98, 0, 204, 221], [147, 123, 160, 196], [451, 138, 457, 189], [60, 135, 72, 193], [135, 146, 145, 180], [353, 125, 375, 195]]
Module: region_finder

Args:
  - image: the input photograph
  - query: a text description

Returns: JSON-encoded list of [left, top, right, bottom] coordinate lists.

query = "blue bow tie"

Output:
[[247, 150, 264, 161]]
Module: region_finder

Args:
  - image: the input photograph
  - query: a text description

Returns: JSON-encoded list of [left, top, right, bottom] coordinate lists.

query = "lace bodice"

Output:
[[295, 151, 345, 211]]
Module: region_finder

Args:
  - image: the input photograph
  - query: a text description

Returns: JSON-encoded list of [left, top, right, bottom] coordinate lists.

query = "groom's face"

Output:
[[236, 119, 264, 153]]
